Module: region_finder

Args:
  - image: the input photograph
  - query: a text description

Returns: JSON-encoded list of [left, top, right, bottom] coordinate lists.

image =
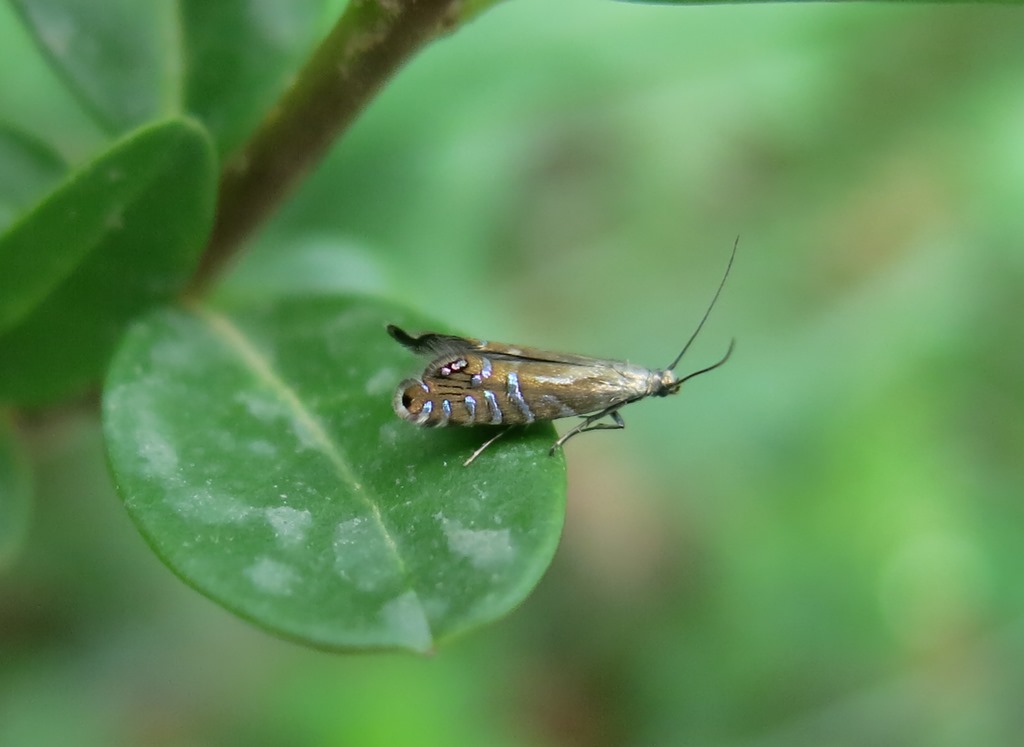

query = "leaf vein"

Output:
[[191, 303, 432, 641]]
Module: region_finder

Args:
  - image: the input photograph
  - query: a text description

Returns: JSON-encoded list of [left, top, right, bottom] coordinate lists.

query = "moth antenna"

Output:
[[675, 339, 735, 389], [666, 236, 738, 372]]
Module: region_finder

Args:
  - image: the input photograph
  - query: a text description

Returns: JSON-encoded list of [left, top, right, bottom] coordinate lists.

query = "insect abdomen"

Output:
[[393, 372, 534, 428], [393, 377, 507, 427]]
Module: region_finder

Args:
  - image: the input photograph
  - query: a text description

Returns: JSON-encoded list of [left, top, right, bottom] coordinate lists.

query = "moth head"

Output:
[[654, 369, 681, 397], [661, 339, 736, 397]]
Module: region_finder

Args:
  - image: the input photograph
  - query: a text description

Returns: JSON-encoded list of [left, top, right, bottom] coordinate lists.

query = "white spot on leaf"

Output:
[[169, 488, 254, 525], [245, 556, 297, 596], [380, 591, 432, 652], [236, 390, 288, 422], [264, 506, 312, 546], [378, 421, 400, 447], [247, 439, 278, 457], [333, 516, 401, 592], [138, 426, 179, 477], [439, 516, 514, 570], [148, 332, 195, 369], [290, 413, 319, 450]]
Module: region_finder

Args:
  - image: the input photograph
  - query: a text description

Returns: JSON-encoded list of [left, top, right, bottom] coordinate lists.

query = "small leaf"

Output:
[[180, 1, 328, 155], [10, 0, 177, 132], [0, 122, 67, 233], [0, 413, 33, 569], [102, 295, 566, 653], [0, 118, 216, 405], [615, 0, 1021, 3]]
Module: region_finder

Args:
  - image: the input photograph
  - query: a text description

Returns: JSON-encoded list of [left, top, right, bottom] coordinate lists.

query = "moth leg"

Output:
[[463, 427, 511, 467], [549, 408, 625, 455]]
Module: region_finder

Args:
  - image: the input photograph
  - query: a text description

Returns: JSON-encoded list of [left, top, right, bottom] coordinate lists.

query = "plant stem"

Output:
[[190, 0, 466, 293]]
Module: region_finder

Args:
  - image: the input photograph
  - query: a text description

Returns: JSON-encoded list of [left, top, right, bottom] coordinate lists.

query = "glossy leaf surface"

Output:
[[0, 123, 67, 233], [180, 0, 332, 155], [0, 118, 216, 405], [10, 0, 177, 132], [103, 296, 566, 653], [617, 0, 1020, 4]]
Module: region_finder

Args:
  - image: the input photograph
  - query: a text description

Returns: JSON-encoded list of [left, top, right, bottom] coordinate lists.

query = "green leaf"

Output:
[[181, 1, 331, 155], [0, 413, 33, 570], [0, 122, 67, 233], [0, 118, 217, 405], [102, 295, 566, 653], [212, 238, 390, 307], [615, 0, 1022, 3], [9, 0, 178, 132]]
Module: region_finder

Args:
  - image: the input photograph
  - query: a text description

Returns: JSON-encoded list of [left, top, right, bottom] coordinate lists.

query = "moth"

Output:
[[389, 243, 736, 465]]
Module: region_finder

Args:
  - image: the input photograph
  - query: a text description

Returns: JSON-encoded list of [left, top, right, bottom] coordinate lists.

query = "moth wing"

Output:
[[479, 343, 610, 368], [386, 325, 482, 357], [387, 324, 626, 368]]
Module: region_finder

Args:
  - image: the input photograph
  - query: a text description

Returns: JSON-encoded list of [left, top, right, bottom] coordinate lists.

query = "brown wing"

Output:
[[504, 359, 654, 420], [387, 324, 619, 368], [387, 325, 478, 358]]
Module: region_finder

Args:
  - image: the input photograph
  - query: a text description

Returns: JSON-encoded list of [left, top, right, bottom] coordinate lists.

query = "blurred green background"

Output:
[[4, 0, 1024, 745]]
